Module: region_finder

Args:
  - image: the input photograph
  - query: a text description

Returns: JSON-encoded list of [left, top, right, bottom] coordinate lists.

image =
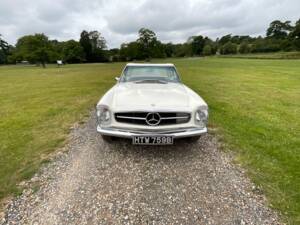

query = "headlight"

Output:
[[96, 105, 111, 127], [195, 106, 208, 128]]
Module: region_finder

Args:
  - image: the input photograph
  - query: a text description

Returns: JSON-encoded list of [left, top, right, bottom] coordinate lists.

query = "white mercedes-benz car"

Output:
[[96, 63, 208, 145]]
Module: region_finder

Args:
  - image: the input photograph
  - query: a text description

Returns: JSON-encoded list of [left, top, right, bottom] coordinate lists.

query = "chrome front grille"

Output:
[[114, 112, 191, 126]]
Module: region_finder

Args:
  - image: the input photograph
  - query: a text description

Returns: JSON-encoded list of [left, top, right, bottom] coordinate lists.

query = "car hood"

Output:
[[112, 82, 190, 110]]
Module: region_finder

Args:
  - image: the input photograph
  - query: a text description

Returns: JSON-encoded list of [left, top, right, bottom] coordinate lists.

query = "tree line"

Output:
[[0, 19, 300, 66]]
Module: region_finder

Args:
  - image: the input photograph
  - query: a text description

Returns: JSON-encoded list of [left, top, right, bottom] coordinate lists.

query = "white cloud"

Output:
[[0, 0, 299, 48]]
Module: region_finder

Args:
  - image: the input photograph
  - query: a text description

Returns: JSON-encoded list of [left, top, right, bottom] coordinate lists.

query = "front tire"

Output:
[[188, 135, 201, 142], [101, 135, 114, 143]]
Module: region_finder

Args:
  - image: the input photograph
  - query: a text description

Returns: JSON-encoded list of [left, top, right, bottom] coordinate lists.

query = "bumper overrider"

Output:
[[97, 126, 207, 139]]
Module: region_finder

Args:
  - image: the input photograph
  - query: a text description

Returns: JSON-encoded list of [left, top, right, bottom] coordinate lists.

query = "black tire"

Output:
[[101, 135, 114, 143], [188, 135, 201, 142]]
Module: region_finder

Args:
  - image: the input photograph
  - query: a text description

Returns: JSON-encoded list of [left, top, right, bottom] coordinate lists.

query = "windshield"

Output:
[[120, 66, 180, 83]]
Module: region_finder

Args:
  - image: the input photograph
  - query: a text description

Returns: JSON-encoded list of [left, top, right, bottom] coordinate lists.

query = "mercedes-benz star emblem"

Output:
[[145, 113, 161, 126]]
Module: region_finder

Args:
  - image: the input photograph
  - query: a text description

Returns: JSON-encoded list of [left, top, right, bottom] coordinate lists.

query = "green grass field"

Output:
[[0, 58, 299, 224], [218, 51, 300, 59], [0, 63, 122, 199]]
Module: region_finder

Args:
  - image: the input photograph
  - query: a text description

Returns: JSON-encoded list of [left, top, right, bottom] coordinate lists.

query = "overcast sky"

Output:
[[0, 0, 299, 48]]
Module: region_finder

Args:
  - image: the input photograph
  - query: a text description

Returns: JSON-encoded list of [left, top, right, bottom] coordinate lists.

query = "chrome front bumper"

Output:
[[97, 126, 207, 139]]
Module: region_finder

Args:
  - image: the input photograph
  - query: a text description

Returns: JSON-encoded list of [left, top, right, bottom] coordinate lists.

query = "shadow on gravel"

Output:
[[98, 135, 208, 161]]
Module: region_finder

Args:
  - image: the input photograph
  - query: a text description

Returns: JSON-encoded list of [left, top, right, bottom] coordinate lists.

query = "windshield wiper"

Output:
[[135, 79, 168, 84]]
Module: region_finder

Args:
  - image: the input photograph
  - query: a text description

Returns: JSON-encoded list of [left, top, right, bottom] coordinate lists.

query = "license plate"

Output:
[[132, 136, 173, 145]]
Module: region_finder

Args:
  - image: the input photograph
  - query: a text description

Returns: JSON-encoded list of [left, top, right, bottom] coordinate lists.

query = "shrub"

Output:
[[239, 42, 251, 54], [203, 45, 212, 56], [220, 42, 238, 55]]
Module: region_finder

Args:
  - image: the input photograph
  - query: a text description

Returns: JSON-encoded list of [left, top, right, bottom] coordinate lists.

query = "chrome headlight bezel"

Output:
[[96, 104, 111, 127], [195, 106, 208, 128]]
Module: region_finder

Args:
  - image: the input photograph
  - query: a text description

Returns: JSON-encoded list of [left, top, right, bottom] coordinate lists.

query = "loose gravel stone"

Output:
[[1, 112, 281, 225]]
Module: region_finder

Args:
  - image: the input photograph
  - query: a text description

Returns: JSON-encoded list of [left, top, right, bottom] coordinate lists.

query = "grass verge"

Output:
[[171, 57, 299, 224], [0, 63, 122, 199]]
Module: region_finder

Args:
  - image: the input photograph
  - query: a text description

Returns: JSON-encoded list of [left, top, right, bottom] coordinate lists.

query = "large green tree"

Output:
[[0, 34, 9, 64], [218, 34, 232, 45], [48, 40, 64, 63], [137, 28, 161, 59], [164, 43, 176, 57], [120, 42, 140, 61], [220, 42, 238, 55], [239, 41, 251, 54], [62, 40, 84, 63], [266, 20, 292, 39], [0, 49, 5, 64], [290, 19, 300, 50], [79, 30, 107, 62], [203, 45, 212, 56], [79, 30, 91, 61], [188, 35, 205, 56], [12, 34, 52, 67], [0, 34, 9, 52], [119, 28, 165, 60]]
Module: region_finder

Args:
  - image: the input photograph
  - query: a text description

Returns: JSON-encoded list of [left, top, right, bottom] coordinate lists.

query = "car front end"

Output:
[[96, 105, 208, 144], [96, 63, 208, 145]]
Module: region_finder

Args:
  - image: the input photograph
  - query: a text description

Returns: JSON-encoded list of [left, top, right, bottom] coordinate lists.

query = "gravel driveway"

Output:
[[2, 112, 281, 225]]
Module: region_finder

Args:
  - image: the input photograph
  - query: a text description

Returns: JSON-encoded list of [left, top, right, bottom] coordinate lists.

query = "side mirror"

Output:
[[115, 77, 120, 81]]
